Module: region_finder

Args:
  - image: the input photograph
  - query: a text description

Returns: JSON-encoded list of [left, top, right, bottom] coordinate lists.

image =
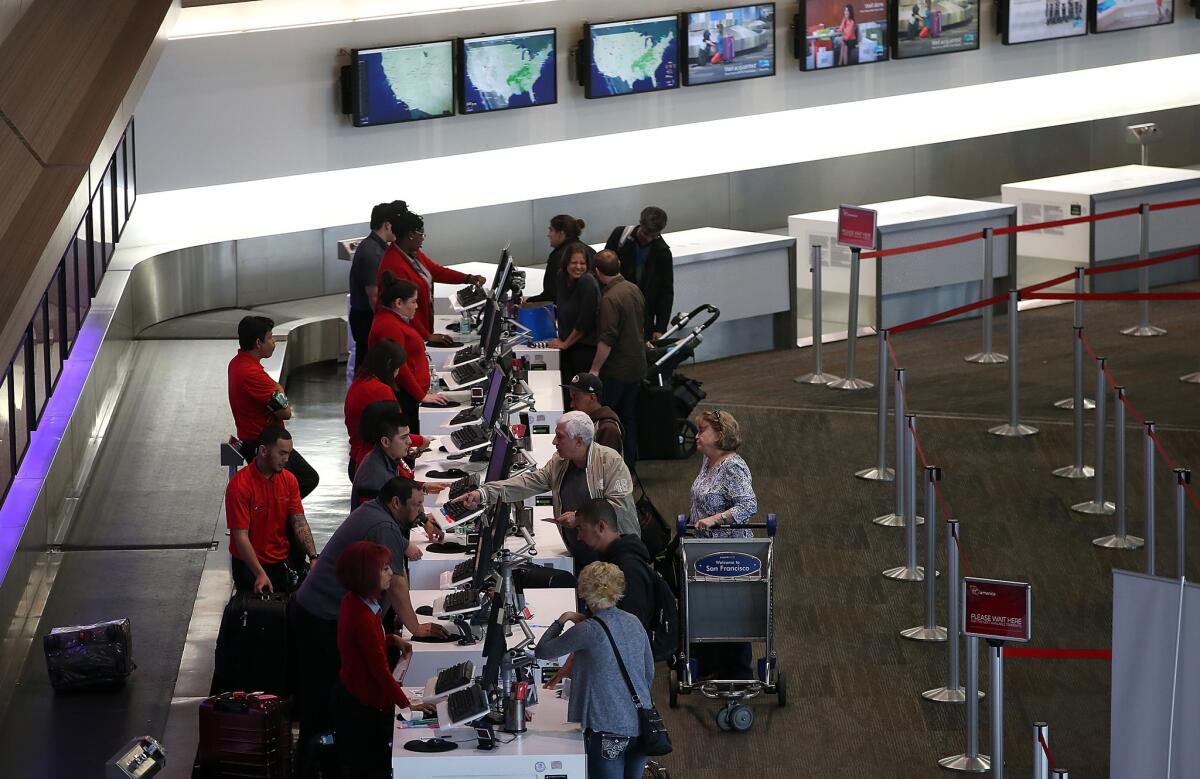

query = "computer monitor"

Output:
[[492, 252, 517, 305], [479, 589, 509, 691], [681, 4, 776, 86], [480, 364, 508, 429], [470, 501, 513, 593], [890, 0, 980, 59], [489, 247, 512, 291], [484, 428, 514, 483], [582, 15, 681, 99], [797, 0, 890, 70], [351, 40, 456, 127], [458, 29, 557, 115], [1001, 0, 1086, 43], [477, 300, 504, 360]]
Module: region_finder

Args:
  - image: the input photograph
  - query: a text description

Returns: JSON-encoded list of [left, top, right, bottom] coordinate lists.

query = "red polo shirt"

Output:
[[225, 463, 302, 564], [338, 593, 411, 710], [375, 245, 470, 340], [228, 350, 282, 442], [368, 309, 430, 403]]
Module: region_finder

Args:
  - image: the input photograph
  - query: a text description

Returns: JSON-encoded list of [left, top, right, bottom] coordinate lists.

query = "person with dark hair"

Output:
[[368, 274, 448, 432], [563, 372, 624, 457], [549, 242, 601, 395], [604, 206, 673, 341], [344, 338, 427, 476], [291, 476, 448, 775], [528, 214, 592, 304], [349, 200, 405, 369], [374, 209, 486, 344], [836, 4, 858, 65], [333, 540, 436, 778], [224, 425, 318, 593], [351, 408, 447, 543], [228, 315, 319, 498], [591, 250, 647, 469]]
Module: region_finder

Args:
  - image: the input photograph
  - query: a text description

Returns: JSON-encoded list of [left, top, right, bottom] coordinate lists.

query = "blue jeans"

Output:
[[601, 378, 639, 469], [584, 730, 648, 779]]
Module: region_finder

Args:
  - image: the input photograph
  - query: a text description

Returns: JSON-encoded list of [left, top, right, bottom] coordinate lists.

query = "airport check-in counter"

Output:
[[789, 196, 1016, 330]]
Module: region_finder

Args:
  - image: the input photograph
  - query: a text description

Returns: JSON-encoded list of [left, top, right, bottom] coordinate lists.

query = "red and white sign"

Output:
[[962, 577, 1031, 643], [837, 205, 878, 250]]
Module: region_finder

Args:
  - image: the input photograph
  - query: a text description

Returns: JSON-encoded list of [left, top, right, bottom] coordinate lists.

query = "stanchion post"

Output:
[[1049, 770, 1069, 779], [828, 246, 874, 390], [903, 465, 946, 639], [988, 641, 1005, 779], [989, 290, 1037, 437], [1032, 723, 1050, 779], [1176, 468, 1190, 578], [795, 244, 841, 385], [1052, 326, 1095, 479], [1121, 203, 1166, 337], [924, 520, 979, 702], [884, 414, 924, 581], [875, 368, 920, 527], [1181, 357, 1200, 384], [1144, 420, 1157, 576], [939, 635, 991, 772], [965, 227, 1007, 364], [1054, 268, 1094, 410], [1073, 356, 1115, 515], [1094, 387, 1144, 549], [855, 329, 893, 481]]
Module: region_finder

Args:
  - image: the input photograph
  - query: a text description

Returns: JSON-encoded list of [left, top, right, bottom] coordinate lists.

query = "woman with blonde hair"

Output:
[[535, 562, 654, 778]]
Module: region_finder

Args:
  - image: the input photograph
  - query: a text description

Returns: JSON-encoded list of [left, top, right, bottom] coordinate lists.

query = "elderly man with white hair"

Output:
[[453, 410, 639, 572]]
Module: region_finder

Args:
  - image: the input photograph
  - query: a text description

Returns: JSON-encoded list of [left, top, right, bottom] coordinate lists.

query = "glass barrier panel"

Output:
[[0, 368, 12, 496], [27, 310, 47, 427], [116, 139, 129, 232], [47, 270, 64, 390], [11, 336, 29, 464], [127, 119, 137, 213]]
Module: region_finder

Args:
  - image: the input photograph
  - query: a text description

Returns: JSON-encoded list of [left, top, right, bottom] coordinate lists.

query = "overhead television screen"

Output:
[[799, 0, 889, 70], [683, 4, 776, 85], [584, 15, 680, 99], [1091, 0, 1172, 32], [460, 28, 557, 114], [1002, 0, 1087, 43], [891, 0, 979, 58], [353, 40, 455, 127]]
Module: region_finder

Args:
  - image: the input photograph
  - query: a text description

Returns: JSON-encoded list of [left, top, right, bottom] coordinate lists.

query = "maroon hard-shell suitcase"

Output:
[[198, 691, 291, 778]]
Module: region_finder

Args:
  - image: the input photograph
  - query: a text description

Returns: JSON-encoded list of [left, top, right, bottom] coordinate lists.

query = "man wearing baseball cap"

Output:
[[562, 373, 624, 457]]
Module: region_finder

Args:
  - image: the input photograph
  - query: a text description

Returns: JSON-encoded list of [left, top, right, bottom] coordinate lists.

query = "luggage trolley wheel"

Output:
[[716, 703, 754, 732]]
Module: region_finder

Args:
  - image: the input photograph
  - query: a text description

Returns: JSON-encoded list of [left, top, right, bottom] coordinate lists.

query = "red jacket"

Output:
[[368, 308, 430, 403], [375, 245, 470, 340], [344, 376, 396, 469], [337, 593, 410, 711]]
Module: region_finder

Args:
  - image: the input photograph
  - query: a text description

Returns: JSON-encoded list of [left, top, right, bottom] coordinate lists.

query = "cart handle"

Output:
[[677, 513, 776, 538]]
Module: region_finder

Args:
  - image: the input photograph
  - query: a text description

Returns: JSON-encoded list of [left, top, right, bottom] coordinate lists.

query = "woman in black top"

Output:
[[529, 214, 591, 304], [550, 243, 600, 396]]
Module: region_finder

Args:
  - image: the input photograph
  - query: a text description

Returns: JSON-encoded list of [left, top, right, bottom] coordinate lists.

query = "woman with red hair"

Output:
[[332, 541, 434, 777]]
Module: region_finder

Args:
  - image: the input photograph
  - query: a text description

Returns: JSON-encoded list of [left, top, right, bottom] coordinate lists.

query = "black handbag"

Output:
[[593, 616, 673, 756]]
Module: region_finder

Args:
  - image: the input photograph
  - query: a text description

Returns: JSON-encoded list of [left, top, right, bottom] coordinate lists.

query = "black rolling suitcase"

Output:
[[637, 383, 699, 461], [212, 592, 290, 696], [43, 618, 134, 691], [198, 691, 291, 778]]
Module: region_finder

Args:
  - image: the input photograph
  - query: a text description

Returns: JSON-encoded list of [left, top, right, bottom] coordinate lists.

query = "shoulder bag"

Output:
[[593, 616, 673, 756]]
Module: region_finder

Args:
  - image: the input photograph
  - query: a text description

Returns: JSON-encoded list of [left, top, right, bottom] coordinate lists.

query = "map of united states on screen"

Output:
[[356, 41, 454, 125], [462, 30, 556, 113], [588, 17, 679, 98]]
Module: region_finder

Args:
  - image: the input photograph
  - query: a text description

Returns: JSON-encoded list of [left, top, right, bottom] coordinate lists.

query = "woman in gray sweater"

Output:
[[535, 562, 654, 779]]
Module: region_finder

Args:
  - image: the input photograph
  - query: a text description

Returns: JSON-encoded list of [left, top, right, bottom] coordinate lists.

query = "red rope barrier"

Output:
[[885, 332, 900, 369], [1149, 196, 1200, 212], [907, 418, 956, 525], [1084, 246, 1200, 277], [1002, 647, 1112, 660], [890, 293, 1007, 335], [950, 522, 970, 578], [1038, 731, 1057, 772], [1018, 270, 1078, 295], [857, 230, 982, 261], [1024, 292, 1200, 301], [993, 205, 1141, 236]]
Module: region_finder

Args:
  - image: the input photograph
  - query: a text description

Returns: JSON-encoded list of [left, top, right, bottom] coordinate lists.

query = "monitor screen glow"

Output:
[[891, 0, 980, 59], [799, 0, 889, 70], [1091, 0, 1172, 32], [352, 40, 455, 127], [1002, 0, 1086, 43], [460, 29, 557, 114], [584, 15, 680, 99], [683, 4, 776, 85]]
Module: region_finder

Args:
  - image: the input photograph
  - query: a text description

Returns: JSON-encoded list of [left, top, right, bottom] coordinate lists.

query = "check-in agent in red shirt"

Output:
[[225, 463, 303, 565], [344, 375, 427, 471], [228, 349, 284, 443]]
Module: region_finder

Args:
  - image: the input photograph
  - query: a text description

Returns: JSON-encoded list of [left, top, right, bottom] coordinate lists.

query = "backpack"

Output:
[[633, 472, 682, 598], [644, 562, 680, 664]]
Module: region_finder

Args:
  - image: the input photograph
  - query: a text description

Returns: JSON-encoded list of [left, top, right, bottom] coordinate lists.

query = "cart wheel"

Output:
[[776, 672, 787, 708], [730, 705, 754, 731], [766, 513, 777, 537], [715, 707, 732, 731], [677, 420, 698, 458], [669, 670, 679, 709]]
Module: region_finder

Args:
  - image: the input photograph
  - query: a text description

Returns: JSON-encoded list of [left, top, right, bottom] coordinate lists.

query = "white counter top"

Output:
[[790, 195, 1016, 235], [1002, 165, 1200, 198]]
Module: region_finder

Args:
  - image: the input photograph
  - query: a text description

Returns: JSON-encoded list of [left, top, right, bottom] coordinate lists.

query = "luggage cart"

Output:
[[669, 513, 785, 731]]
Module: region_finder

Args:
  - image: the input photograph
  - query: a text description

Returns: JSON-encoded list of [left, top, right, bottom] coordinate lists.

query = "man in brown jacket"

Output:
[[562, 372, 624, 458], [590, 250, 646, 468]]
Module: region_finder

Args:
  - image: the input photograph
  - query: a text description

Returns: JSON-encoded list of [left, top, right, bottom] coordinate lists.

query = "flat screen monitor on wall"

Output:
[[1091, 0, 1173, 32], [890, 0, 980, 58], [583, 15, 681, 99], [682, 4, 776, 86], [797, 0, 889, 70], [352, 40, 455, 127], [459, 28, 557, 114], [1001, 0, 1087, 43]]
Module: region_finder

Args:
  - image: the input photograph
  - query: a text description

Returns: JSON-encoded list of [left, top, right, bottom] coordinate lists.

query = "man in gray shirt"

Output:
[[348, 200, 404, 368]]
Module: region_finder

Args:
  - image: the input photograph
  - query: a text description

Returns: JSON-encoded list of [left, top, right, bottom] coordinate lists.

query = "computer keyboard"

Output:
[[450, 424, 488, 451], [452, 344, 481, 365], [434, 661, 476, 695], [446, 684, 490, 725], [456, 286, 487, 308], [449, 405, 483, 426], [450, 558, 475, 584], [448, 474, 479, 499], [450, 361, 488, 387], [442, 500, 482, 524], [442, 589, 479, 613]]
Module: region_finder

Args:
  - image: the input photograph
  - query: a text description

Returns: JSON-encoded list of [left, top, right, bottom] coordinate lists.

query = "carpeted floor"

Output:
[[636, 289, 1200, 777]]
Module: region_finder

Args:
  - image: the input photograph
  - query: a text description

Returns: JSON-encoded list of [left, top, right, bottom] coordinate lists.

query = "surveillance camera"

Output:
[[1126, 123, 1159, 141]]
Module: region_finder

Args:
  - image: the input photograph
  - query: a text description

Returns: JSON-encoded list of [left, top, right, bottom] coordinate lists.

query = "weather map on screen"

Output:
[[461, 29, 557, 114], [585, 16, 680, 99], [354, 41, 455, 126]]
